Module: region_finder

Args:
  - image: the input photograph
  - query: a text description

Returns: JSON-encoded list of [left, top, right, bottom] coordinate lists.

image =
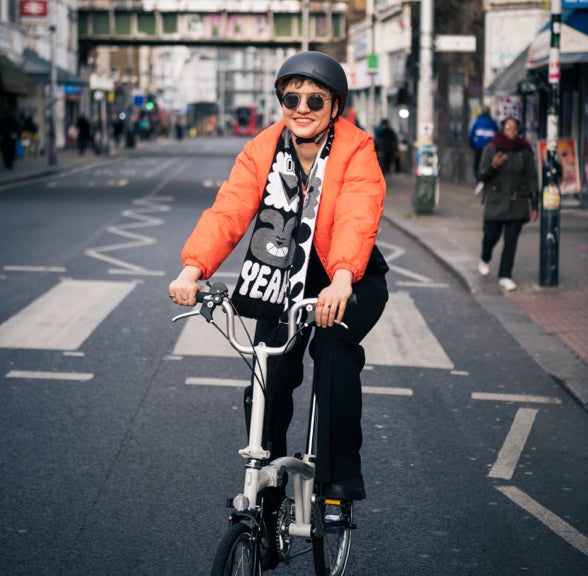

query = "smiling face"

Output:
[[502, 118, 519, 140], [279, 78, 338, 142]]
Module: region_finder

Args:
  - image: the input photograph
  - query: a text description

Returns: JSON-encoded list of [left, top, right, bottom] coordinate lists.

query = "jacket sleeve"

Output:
[[318, 124, 386, 282], [181, 139, 268, 278], [526, 149, 539, 210], [478, 144, 496, 183]]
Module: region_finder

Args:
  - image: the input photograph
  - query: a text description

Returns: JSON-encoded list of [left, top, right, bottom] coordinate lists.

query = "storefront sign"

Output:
[[20, 1, 47, 26]]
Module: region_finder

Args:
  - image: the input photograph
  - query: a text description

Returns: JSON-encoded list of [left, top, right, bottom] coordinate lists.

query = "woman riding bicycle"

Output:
[[169, 51, 389, 513]]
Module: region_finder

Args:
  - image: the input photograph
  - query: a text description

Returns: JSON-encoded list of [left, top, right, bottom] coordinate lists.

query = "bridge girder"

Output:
[[77, 1, 348, 50]]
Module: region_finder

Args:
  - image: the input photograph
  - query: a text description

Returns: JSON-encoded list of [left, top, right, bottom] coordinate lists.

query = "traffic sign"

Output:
[[435, 35, 476, 53]]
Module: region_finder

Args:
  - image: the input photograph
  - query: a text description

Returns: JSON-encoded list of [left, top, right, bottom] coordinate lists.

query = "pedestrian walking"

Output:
[[477, 117, 538, 291], [0, 108, 20, 169], [75, 115, 91, 155], [168, 52, 389, 562], [374, 118, 398, 175], [468, 105, 498, 195]]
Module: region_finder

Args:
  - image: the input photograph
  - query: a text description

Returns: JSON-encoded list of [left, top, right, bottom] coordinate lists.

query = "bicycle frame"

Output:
[[173, 284, 320, 538]]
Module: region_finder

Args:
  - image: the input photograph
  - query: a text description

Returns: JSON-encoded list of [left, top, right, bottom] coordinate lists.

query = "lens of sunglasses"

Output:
[[282, 93, 326, 111]]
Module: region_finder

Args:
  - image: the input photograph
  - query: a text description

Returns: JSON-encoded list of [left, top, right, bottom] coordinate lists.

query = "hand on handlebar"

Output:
[[168, 265, 203, 306], [315, 270, 354, 328]]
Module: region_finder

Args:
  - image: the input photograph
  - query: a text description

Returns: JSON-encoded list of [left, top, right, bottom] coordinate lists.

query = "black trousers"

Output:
[[481, 220, 524, 279], [246, 273, 388, 484]]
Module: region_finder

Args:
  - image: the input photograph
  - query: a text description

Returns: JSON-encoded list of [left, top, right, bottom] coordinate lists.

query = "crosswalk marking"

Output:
[[0, 279, 136, 350], [173, 291, 454, 370], [363, 291, 454, 368]]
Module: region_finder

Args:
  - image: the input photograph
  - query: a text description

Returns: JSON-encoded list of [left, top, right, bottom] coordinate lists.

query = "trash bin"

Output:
[[413, 145, 439, 214]]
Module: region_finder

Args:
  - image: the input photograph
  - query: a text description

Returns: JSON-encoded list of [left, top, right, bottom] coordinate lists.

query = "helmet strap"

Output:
[[294, 120, 333, 145]]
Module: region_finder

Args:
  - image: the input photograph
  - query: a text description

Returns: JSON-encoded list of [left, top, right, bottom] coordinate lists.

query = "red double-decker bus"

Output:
[[233, 106, 263, 136]]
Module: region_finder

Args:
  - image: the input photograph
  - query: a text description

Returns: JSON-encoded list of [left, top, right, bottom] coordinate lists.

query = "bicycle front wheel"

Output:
[[312, 500, 353, 576], [210, 522, 261, 576]]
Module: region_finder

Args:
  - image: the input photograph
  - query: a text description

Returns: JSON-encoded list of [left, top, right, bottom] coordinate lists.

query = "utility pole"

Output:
[[302, 0, 310, 51], [416, 0, 434, 144], [367, 0, 377, 136], [539, 0, 562, 286], [48, 1, 58, 166]]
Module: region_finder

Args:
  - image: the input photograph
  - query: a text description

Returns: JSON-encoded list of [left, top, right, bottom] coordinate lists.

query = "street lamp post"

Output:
[[539, 0, 562, 287]]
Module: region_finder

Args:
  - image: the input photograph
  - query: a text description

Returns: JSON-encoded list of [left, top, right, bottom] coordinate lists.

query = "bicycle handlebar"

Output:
[[172, 281, 355, 357], [172, 282, 310, 356]]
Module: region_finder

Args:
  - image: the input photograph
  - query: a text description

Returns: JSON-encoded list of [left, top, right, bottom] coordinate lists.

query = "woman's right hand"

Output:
[[168, 265, 202, 306], [491, 151, 508, 170]]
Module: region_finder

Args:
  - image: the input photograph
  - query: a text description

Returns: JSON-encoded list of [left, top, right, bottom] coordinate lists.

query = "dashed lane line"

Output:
[[3, 265, 67, 273], [472, 392, 562, 404], [488, 408, 537, 480], [184, 377, 413, 396], [6, 370, 94, 382]]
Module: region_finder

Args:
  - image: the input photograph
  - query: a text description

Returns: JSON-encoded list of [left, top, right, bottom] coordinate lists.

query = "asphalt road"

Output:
[[1, 138, 586, 575]]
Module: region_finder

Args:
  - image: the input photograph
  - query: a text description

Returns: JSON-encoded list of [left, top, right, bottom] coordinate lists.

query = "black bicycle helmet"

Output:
[[275, 51, 348, 117]]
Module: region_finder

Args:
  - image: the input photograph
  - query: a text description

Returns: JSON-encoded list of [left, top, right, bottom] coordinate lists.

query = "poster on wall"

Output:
[[496, 96, 522, 124], [538, 139, 581, 195]]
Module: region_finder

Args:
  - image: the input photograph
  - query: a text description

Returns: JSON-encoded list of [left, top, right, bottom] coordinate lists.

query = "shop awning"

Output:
[[487, 46, 530, 96], [527, 9, 588, 69], [0, 54, 28, 95], [21, 49, 87, 86]]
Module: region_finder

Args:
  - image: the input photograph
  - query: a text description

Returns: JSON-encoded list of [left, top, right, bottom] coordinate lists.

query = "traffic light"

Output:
[[145, 93, 156, 112]]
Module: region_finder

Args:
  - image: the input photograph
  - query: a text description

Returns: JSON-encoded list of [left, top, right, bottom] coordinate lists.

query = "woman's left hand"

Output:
[[315, 270, 354, 328], [530, 209, 538, 223]]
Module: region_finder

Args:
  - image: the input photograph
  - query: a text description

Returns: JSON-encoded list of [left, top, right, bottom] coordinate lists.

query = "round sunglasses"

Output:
[[281, 92, 332, 111]]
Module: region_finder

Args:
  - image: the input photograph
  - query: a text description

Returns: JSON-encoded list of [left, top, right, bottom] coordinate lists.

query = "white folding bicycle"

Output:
[[173, 281, 354, 575]]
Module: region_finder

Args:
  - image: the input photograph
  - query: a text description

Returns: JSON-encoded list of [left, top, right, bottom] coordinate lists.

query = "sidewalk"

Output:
[[0, 144, 133, 187], [382, 173, 588, 409], [2, 149, 587, 409]]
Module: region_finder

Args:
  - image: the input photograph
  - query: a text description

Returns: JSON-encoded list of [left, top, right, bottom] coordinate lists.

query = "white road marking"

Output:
[[6, 370, 94, 382], [362, 386, 413, 396], [363, 291, 454, 368], [472, 392, 561, 405], [184, 377, 412, 396], [85, 196, 170, 275], [3, 265, 67, 273], [0, 279, 136, 350], [186, 377, 249, 387], [488, 407, 538, 480], [378, 240, 449, 288], [173, 315, 256, 357], [496, 485, 588, 556]]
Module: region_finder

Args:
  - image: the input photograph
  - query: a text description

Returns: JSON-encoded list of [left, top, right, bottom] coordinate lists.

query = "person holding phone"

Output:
[[476, 117, 538, 291]]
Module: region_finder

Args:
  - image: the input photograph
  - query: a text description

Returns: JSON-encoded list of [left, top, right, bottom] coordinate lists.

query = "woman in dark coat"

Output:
[[477, 117, 538, 291]]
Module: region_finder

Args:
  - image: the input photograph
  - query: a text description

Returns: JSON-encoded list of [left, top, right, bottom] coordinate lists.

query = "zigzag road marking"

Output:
[[85, 196, 172, 276], [378, 239, 449, 288]]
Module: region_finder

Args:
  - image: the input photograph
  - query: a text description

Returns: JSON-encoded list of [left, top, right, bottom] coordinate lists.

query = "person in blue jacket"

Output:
[[468, 105, 498, 192]]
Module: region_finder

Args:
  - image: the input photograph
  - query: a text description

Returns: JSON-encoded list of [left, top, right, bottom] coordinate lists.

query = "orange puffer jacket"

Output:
[[182, 117, 386, 283]]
